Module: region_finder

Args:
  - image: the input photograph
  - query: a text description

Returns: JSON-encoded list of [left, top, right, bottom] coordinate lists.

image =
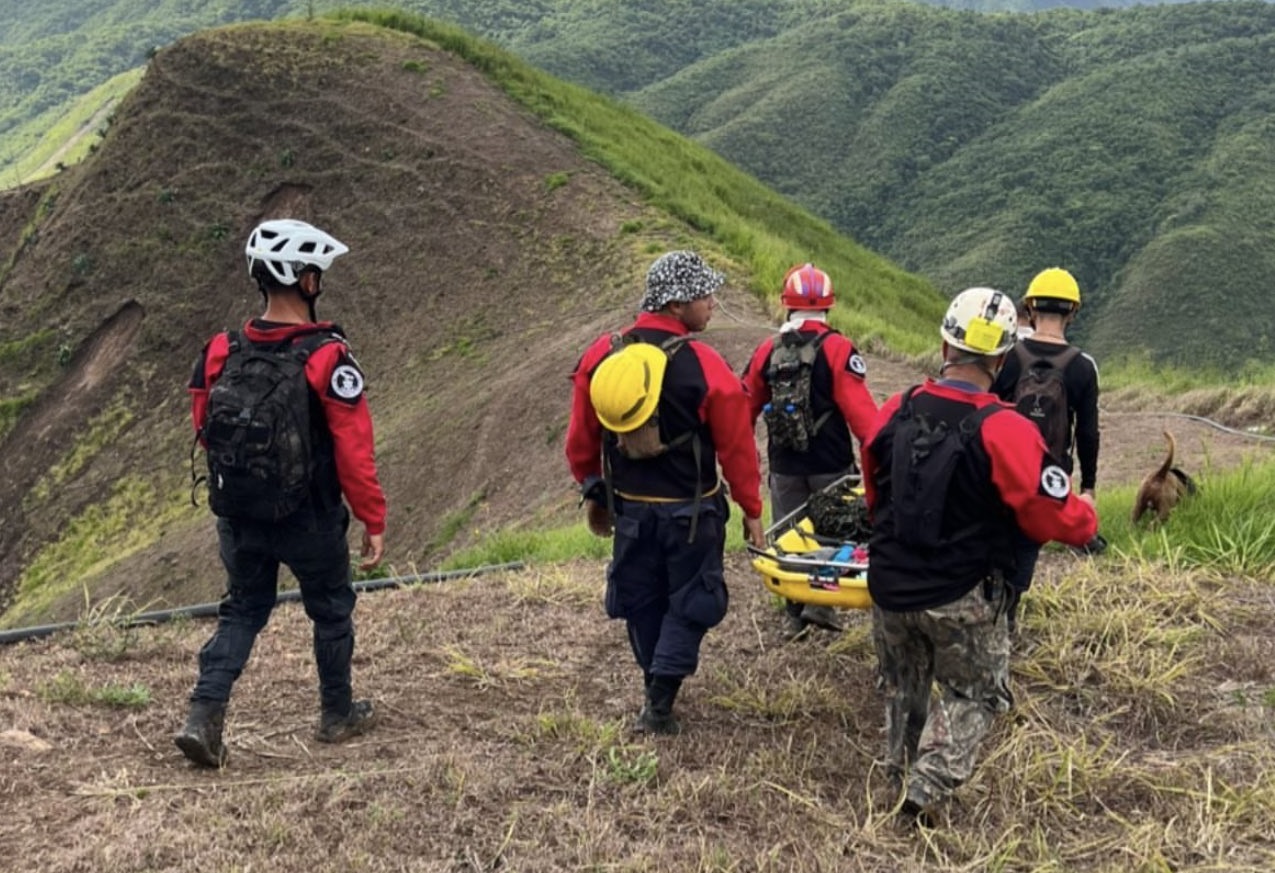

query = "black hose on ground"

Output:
[[0, 562, 526, 646]]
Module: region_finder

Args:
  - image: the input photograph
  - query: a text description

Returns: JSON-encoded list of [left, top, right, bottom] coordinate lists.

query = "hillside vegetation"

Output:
[[6, 1, 1275, 367], [0, 15, 940, 630]]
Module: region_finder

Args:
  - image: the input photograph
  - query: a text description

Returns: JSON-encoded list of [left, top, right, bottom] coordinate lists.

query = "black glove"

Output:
[[1071, 532, 1108, 556]]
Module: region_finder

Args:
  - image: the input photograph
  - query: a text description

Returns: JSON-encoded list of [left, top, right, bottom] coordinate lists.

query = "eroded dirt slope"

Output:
[[0, 21, 685, 623]]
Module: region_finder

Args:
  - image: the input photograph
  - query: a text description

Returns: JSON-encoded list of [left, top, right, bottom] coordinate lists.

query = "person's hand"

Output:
[[359, 530, 385, 571], [1077, 491, 1096, 509], [743, 515, 765, 549], [585, 499, 613, 537]]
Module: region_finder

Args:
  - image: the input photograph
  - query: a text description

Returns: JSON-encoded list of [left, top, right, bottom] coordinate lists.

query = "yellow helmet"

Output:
[[589, 344, 667, 433], [1025, 267, 1081, 308]]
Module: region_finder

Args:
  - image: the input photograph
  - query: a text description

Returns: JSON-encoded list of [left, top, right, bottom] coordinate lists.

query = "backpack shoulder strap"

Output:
[[959, 399, 1007, 441], [659, 333, 693, 357], [1055, 344, 1083, 369]]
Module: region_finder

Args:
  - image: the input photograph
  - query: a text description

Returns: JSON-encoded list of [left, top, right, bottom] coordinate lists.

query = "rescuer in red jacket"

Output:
[[177, 219, 387, 769], [566, 250, 764, 735], [862, 286, 1097, 826], [741, 263, 878, 636]]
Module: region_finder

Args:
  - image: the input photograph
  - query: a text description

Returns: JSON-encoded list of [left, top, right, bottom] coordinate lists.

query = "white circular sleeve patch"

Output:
[[330, 364, 365, 399], [847, 353, 867, 376], [1040, 465, 1071, 499]]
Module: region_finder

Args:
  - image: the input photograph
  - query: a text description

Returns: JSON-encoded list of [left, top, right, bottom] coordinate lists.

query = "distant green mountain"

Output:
[[3, 0, 1274, 366], [619, 2, 1275, 367]]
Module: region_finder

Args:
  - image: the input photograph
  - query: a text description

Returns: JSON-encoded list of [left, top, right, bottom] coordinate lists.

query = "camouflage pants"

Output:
[[871, 580, 1013, 807]]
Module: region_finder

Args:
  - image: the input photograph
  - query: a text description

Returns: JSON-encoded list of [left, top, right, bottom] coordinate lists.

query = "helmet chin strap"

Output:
[[940, 351, 1001, 384], [300, 271, 322, 322]]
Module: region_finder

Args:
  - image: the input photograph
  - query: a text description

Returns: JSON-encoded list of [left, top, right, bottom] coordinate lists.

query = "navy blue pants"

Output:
[[605, 493, 729, 680], [191, 503, 356, 714]]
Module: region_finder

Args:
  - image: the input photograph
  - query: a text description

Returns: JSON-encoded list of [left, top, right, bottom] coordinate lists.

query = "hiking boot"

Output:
[[899, 797, 937, 830], [632, 702, 682, 735], [782, 610, 810, 640], [315, 699, 378, 743], [632, 675, 682, 736], [800, 604, 844, 632], [175, 699, 228, 768]]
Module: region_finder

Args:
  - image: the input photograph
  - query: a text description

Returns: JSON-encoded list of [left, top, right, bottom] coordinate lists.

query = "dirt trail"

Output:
[[31, 98, 119, 178]]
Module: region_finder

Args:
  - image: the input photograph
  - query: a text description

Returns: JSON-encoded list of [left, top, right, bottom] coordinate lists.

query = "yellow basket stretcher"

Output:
[[747, 475, 873, 611]]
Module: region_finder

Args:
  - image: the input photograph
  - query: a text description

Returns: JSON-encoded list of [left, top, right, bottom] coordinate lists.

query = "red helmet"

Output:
[[781, 263, 834, 310]]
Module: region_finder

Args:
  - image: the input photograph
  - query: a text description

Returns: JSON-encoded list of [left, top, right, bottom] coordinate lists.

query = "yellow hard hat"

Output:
[[1025, 267, 1081, 307], [589, 344, 667, 433]]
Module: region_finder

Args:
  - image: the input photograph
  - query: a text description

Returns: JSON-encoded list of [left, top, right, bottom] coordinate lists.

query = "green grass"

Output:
[[1095, 457, 1275, 575], [328, 10, 946, 356], [440, 521, 611, 570], [1, 476, 186, 629], [1, 68, 143, 188], [439, 506, 759, 570], [26, 403, 134, 507], [1101, 352, 1275, 394], [37, 671, 152, 708]]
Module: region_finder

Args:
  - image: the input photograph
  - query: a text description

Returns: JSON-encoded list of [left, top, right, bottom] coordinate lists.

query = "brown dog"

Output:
[[1131, 430, 1197, 524]]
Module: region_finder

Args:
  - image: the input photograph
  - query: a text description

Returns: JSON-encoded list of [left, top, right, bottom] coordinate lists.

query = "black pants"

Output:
[[191, 503, 356, 714], [605, 493, 729, 679]]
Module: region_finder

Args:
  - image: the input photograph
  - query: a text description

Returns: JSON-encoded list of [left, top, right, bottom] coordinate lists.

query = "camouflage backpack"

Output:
[[201, 330, 338, 522], [763, 329, 833, 452]]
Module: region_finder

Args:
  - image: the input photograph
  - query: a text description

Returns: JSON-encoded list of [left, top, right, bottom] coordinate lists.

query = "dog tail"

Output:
[[1155, 430, 1176, 479]]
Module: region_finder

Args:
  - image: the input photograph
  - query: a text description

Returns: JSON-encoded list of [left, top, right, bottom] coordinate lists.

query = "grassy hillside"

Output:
[[0, 15, 941, 630], [5, 1, 1275, 368], [624, 1, 1275, 369]]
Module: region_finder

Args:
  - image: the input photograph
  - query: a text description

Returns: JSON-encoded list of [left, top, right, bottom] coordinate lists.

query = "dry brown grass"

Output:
[[2, 554, 1274, 872]]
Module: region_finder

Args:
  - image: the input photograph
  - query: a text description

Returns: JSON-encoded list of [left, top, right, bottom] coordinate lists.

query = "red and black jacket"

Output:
[[862, 380, 1096, 612], [741, 322, 878, 475], [189, 319, 387, 535], [566, 312, 763, 519]]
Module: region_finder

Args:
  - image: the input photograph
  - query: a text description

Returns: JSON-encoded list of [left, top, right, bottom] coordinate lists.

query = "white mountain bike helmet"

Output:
[[245, 219, 349, 286], [940, 287, 1018, 356]]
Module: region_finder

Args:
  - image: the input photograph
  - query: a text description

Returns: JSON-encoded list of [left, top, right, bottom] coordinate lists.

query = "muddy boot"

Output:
[[633, 675, 682, 735], [782, 600, 809, 640], [316, 699, 378, 744], [175, 699, 228, 768], [800, 604, 844, 632]]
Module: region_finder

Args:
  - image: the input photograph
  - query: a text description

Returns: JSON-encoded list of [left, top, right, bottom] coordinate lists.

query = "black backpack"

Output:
[[601, 332, 693, 460], [890, 387, 1003, 549], [596, 331, 706, 542], [201, 330, 339, 522], [1011, 344, 1081, 461], [763, 329, 833, 452]]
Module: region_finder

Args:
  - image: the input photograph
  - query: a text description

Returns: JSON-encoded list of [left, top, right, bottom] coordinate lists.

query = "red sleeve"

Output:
[[981, 409, 1097, 546], [188, 333, 232, 444], [564, 335, 614, 484], [823, 334, 879, 444], [693, 343, 763, 518], [308, 343, 387, 535], [740, 337, 775, 425], [860, 392, 903, 514]]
